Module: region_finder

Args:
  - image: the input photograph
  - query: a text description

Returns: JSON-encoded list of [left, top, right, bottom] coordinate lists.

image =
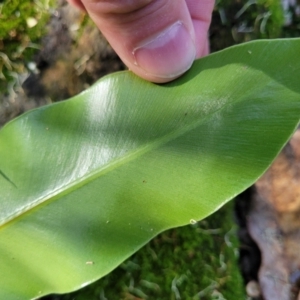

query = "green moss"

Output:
[[50, 202, 246, 300], [215, 0, 284, 43], [257, 0, 284, 38], [0, 0, 55, 92]]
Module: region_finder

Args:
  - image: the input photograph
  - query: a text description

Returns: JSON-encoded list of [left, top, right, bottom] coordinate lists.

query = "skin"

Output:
[[67, 0, 215, 83]]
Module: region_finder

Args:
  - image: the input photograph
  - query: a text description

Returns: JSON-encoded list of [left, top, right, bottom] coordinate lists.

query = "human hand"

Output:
[[67, 0, 214, 83]]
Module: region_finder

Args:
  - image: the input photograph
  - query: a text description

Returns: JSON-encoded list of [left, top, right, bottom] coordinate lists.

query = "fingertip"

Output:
[[69, 0, 198, 83]]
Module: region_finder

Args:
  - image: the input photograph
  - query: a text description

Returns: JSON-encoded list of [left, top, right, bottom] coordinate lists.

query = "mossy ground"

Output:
[[0, 0, 56, 92]]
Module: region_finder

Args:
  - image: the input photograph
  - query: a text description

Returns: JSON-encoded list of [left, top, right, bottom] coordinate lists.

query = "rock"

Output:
[[245, 128, 300, 300]]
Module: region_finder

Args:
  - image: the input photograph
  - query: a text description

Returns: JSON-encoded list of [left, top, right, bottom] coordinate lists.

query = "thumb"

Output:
[[68, 0, 197, 83]]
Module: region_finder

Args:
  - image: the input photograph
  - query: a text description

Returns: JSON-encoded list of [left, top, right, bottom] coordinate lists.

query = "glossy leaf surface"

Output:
[[1, 39, 300, 299]]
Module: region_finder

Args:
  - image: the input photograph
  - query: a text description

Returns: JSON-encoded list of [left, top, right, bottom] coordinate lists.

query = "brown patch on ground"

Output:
[[30, 2, 125, 102]]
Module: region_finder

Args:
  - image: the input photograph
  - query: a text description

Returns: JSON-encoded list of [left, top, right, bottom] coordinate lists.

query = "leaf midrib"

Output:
[[0, 68, 275, 228]]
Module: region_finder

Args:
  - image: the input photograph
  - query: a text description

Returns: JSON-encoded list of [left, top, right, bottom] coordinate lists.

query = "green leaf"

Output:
[[1, 39, 300, 299]]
